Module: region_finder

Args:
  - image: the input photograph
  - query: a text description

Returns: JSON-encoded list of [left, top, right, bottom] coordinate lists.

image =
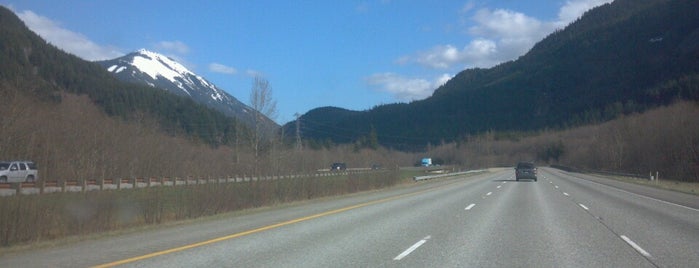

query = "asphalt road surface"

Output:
[[1, 168, 697, 267]]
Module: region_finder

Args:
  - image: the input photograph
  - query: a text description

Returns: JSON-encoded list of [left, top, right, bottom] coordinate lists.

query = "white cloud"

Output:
[[16, 9, 122, 61], [459, 1, 476, 14], [434, 73, 453, 87], [470, 8, 544, 39], [209, 63, 238, 75], [366, 73, 453, 101], [155, 40, 190, 55], [556, 0, 613, 27], [413, 39, 498, 69], [378, 0, 613, 103], [246, 69, 264, 78], [401, 8, 547, 69], [400, 0, 612, 70]]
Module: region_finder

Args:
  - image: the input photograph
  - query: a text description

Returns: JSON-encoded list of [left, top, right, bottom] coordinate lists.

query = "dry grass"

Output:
[[603, 175, 699, 196], [0, 170, 400, 248]]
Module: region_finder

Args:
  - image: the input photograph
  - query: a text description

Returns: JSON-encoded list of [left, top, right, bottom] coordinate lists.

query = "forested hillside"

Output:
[[0, 6, 245, 147], [0, 5, 413, 180], [290, 0, 699, 150]]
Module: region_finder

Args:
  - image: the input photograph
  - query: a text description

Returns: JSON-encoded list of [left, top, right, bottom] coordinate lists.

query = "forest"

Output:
[[0, 6, 244, 148], [0, 2, 697, 184], [290, 0, 699, 150], [1, 2, 698, 248]]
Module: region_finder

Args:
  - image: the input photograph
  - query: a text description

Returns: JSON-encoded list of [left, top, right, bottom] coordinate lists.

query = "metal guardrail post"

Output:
[[13, 182, 21, 195]]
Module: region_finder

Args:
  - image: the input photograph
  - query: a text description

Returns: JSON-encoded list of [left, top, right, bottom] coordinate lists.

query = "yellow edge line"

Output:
[[92, 191, 423, 267]]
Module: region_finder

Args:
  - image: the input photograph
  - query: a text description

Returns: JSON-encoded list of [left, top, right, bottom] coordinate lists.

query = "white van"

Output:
[[0, 161, 39, 183]]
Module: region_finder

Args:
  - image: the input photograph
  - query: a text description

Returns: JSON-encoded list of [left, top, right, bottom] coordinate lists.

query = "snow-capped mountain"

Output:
[[96, 49, 278, 129]]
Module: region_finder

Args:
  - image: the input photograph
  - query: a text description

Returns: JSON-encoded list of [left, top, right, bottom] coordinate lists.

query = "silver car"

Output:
[[0, 161, 39, 183]]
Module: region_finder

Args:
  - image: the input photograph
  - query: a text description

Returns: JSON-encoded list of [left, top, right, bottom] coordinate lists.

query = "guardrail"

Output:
[[0, 169, 381, 197], [414, 169, 486, 181], [550, 165, 647, 179]]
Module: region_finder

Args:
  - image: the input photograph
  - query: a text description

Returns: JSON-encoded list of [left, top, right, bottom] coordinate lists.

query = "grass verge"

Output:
[[1, 170, 409, 248], [600, 174, 699, 196]]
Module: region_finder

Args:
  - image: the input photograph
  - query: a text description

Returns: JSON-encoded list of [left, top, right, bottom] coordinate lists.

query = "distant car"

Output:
[[515, 162, 537, 182], [0, 161, 39, 183], [331, 162, 347, 171]]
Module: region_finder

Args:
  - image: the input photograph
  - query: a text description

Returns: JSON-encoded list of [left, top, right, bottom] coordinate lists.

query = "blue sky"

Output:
[[3, 0, 610, 124]]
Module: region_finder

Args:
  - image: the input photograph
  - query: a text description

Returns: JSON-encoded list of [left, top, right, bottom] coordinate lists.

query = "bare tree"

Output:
[[249, 76, 277, 175]]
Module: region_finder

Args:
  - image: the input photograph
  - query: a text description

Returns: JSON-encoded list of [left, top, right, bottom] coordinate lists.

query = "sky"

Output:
[[3, 0, 611, 124]]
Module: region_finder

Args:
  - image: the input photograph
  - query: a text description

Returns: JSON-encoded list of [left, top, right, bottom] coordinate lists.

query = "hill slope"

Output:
[[0, 5, 246, 147], [289, 0, 699, 150], [97, 50, 278, 130]]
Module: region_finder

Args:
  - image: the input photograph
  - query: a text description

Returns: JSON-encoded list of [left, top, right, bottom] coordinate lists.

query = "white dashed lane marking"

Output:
[[394, 236, 431, 260], [621, 235, 652, 258]]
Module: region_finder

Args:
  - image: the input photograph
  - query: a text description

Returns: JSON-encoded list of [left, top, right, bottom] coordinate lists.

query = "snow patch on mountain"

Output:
[[103, 49, 234, 100], [97, 49, 280, 130], [131, 49, 191, 84]]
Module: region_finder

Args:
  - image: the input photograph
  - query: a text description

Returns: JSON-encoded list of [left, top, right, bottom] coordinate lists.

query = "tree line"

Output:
[[289, 0, 699, 149], [0, 6, 246, 148]]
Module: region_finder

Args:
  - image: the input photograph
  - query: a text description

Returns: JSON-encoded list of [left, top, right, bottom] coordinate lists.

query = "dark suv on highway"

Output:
[[515, 162, 537, 182]]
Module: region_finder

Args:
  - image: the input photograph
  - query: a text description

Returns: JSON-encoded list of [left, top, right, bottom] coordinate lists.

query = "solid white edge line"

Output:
[[465, 204, 475, 210], [579, 203, 589, 210], [557, 171, 699, 212], [620, 235, 652, 258], [394, 237, 430, 260]]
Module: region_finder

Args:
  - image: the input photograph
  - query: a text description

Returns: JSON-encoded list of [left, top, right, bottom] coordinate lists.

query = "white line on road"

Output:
[[563, 192, 569, 196], [465, 204, 475, 210], [394, 236, 431, 260], [568, 175, 699, 212], [555, 185, 559, 189], [486, 192, 492, 196], [497, 185, 501, 189], [579, 204, 589, 211], [620, 235, 652, 258]]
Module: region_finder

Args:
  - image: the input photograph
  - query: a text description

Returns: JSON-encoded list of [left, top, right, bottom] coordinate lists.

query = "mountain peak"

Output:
[[97, 51, 280, 129], [126, 49, 196, 91]]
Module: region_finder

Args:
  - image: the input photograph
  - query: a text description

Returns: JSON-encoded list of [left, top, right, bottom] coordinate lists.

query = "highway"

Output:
[[1, 168, 697, 267]]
